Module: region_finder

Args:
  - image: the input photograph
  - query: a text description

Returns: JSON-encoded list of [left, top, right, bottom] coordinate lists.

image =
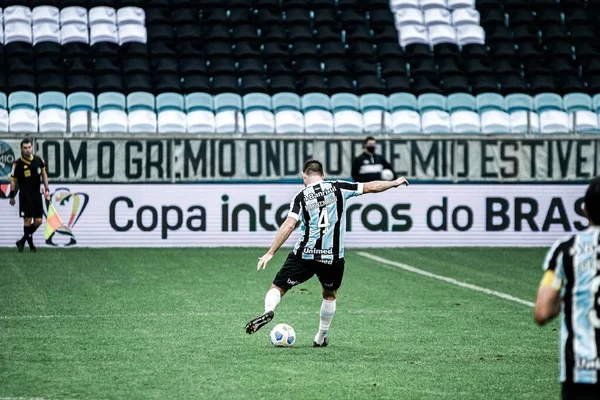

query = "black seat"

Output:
[[96, 73, 124, 93], [204, 41, 232, 58], [410, 58, 437, 78], [349, 41, 374, 58], [33, 42, 60, 58], [586, 75, 600, 93], [369, 9, 395, 26], [66, 74, 94, 94], [229, 7, 253, 25], [412, 76, 442, 95], [146, 7, 171, 25], [542, 25, 568, 42], [570, 26, 595, 42], [508, 9, 534, 26], [356, 74, 383, 94], [320, 41, 346, 57], [211, 75, 239, 94], [292, 41, 318, 57], [372, 25, 398, 43], [237, 58, 264, 75], [384, 75, 410, 95], [499, 75, 528, 94], [94, 57, 120, 75], [124, 74, 153, 94], [150, 41, 177, 57], [575, 43, 600, 61], [314, 26, 342, 42], [523, 60, 550, 75], [313, 8, 337, 26], [517, 42, 544, 59], [152, 57, 179, 75], [380, 58, 407, 78], [172, 8, 198, 25], [120, 42, 148, 57], [263, 42, 289, 58], [345, 24, 372, 43], [536, 9, 562, 25], [528, 74, 557, 94], [285, 8, 311, 24], [323, 57, 349, 76], [267, 59, 293, 75], [297, 74, 327, 94], [232, 25, 258, 43], [255, 9, 281, 25], [442, 75, 470, 95], [513, 25, 538, 44], [352, 59, 377, 75], [176, 42, 204, 58], [202, 24, 229, 41], [438, 58, 464, 77], [240, 74, 268, 94], [546, 40, 573, 59], [489, 42, 517, 58], [327, 75, 354, 94], [7, 73, 36, 92], [288, 26, 313, 43], [404, 43, 432, 59], [340, 9, 366, 28], [558, 75, 586, 94], [233, 42, 261, 58], [179, 58, 207, 76], [293, 57, 322, 75], [203, 8, 228, 24], [269, 74, 296, 94], [91, 42, 119, 58], [470, 75, 499, 94], [486, 26, 514, 45], [262, 25, 287, 42], [433, 43, 460, 60], [123, 57, 151, 76], [208, 57, 236, 75], [377, 42, 403, 59], [493, 58, 520, 76], [63, 42, 90, 59], [64, 57, 93, 76], [461, 43, 488, 60], [182, 75, 211, 93], [465, 59, 493, 77], [147, 24, 175, 42], [565, 9, 592, 26]]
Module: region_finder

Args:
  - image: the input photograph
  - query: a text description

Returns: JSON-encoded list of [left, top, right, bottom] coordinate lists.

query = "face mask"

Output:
[[366, 146, 375, 153]]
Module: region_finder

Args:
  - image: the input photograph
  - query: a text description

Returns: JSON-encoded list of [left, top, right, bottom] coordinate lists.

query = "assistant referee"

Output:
[[9, 138, 50, 252]]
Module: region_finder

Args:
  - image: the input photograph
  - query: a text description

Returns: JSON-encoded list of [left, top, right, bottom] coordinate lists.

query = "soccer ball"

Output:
[[269, 323, 296, 347], [381, 169, 394, 181]]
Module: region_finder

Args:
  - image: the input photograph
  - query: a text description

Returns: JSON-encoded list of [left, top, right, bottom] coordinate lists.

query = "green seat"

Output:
[[214, 93, 242, 113], [38, 92, 66, 111], [505, 94, 533, 113], [243, 93, 271, 112], [127, 92, 155, 112], [272, 92, 301, 112], [97, 92, 126, 112], [360, 94, 388, 113], [331, 93, 359, 112], [534, 93, 563, 113], [389, 93, 417, 112], [185, 93, 213, 112], [564, 93, 593, 113], [8, 91, 37, 111], [67, 92, 95, 112], [476, 93, 506, 112], [156, 93, 184, 112], [301, 93, 331, 112], [418, 93, 446, 112], [448, 93, 476, 112]]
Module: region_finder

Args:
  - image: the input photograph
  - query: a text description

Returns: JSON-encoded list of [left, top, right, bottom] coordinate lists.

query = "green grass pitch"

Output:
[[0, 248, 559, 400]]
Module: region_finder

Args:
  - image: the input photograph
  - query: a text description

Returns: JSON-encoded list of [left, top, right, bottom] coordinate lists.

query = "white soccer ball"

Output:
[[269, 323, 296, 347], [381, 169, 394, 181]]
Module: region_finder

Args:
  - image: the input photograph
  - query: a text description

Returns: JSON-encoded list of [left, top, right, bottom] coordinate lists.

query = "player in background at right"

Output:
[[535, 177, 600, 400]]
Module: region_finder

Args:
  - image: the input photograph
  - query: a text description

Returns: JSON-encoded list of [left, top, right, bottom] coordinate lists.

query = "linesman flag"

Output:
[[45, 202, 63, 240]]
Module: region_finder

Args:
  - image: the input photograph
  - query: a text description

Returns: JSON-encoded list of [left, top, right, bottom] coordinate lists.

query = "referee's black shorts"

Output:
[[562, 382, 600, 400], [273, 252, 345, 291], [19, 192, 44, 219]]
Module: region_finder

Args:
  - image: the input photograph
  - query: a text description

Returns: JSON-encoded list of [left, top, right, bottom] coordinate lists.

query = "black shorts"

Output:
[[273, 252, 345, 291], [562, 382, 600, 400], [19, 192, 44, 219]]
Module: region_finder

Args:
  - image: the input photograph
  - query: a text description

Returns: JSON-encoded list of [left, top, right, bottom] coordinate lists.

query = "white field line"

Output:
[[357, 252, 535, 308]]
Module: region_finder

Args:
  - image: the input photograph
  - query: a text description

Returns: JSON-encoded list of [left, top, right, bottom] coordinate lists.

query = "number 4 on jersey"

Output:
[[318, 209, 330, 233]]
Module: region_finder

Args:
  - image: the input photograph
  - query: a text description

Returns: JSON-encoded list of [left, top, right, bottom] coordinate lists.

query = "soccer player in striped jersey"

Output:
[[535, 177, 600, 399], [245, 160, 409, 346]]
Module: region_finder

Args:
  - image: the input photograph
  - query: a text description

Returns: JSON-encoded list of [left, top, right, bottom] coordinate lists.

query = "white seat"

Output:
[[9, 110, 38, 132], [421, 110, 451, 133], [429, 25, 457, 45], [569, 111, 599, 133], [363, 110, 392, 133], [399, 24, 429, 47], [117, 7, 145, 25], [69, 110, 99, 133], [90, 23, 118, 45], [450, 111, 480, 133], [60, 7, 88, 26], [99, 110, 128, 132], [61, 24, 89, 44], [391, 0, 420, 10], [32, 6, 59, 24], [305, 110, 334, 134], [89, 6, 116, 25], [334, 110, 363, 133], [456, 25, 485, 45], [33, 23, 60, 45], [0, 24, 4, 45], [158, 110, 187, 133], [447, 0, 475, 8], [395, 9, 424, 26], [424, 9, 452, 26], [187, 110, 216, 133], [39, 109, 67, 132], [509, 111, 540, 133], [481, 110, 511, 134], [216, 111, 245, 133], [128, 110, 157, 133], [420, 0, 447, 9], [0, 110, 8, 132], [452, 8, 480, 25], [392, 110, 422, 133], [245, 110, 275, 134], [118, 24, 147, 45], [3, 6, 31, 24], [4, 22, 32, 44], [275, 110, 304, 133], [539, 110, 569, 133]]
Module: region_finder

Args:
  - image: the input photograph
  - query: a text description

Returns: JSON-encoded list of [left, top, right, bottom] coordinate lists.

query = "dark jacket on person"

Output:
[[351, 152, 397, 182]]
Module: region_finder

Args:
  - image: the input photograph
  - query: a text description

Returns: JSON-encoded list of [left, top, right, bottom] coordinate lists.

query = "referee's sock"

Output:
[[24, 225, 38, 245], [314, 299, 336, 345], [264, 288, 281, 313]]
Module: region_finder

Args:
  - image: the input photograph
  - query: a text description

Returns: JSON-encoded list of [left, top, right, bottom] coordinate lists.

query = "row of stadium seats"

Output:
[[1, 90, 599, 134]]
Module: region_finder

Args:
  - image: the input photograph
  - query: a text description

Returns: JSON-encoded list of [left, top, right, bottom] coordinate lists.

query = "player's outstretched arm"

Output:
[[363, 177, 409, 194], [534, 271, 561, 326], [257, 217, 297, 270]]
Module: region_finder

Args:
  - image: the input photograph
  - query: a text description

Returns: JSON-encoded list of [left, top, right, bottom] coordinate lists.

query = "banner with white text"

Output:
[[0, 184, 590, 248]]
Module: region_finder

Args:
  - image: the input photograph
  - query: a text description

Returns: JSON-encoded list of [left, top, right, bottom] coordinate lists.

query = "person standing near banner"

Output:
[[8, 138, 51, 252], [351, 136, 397, 183]]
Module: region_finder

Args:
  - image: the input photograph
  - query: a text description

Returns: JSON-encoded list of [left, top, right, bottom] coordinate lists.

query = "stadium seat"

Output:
[[534, 93, 570, 134], [4, 22, 33, 44], [390, 93, 422, 133], [67, 92, 98, 133], [61, 23, 90, 44], [98, 92, 128, 132], [60, 7, 88, 25], [272, 93, 304, 134], [38, 91, 67, 132], [477, 93, 510, 134], [332, 93, 364, 134], [118, 24, 147, 45], [8, 91, 38, 133], [395, 8, 424, 26], [563, 93, 599, 133], [33, 23, 60, 45], [360, 94, 392, 133], [3, 6, 32, 25], [452, 8, 479, 26], [243, 93, 275, 134], [448, 93, 480, 133], [117, 7, 145, 25], [0, 93, 8, 132], [418, 93, 451, 133], [89, 6, 117, 25], [127, 92, 157, 133], [302, 93, 334, 134], [90, 23, 119, 45], [214, 93, 245, 134], [186, 93, 216, 134], [506, 94, 540, 134], [156, 93, 186, 133]]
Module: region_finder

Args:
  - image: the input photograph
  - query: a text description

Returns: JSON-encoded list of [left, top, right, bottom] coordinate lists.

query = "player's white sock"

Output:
[[314, 299, 336, 344], [264, 288, 281, 313]]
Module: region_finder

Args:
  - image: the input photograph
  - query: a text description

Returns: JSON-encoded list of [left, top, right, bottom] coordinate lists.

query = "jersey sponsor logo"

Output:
[[576, 358, 600, 371], [303, 248, 334, 255], [304, 186, 337, 201], [0, 141, 16, 177]]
